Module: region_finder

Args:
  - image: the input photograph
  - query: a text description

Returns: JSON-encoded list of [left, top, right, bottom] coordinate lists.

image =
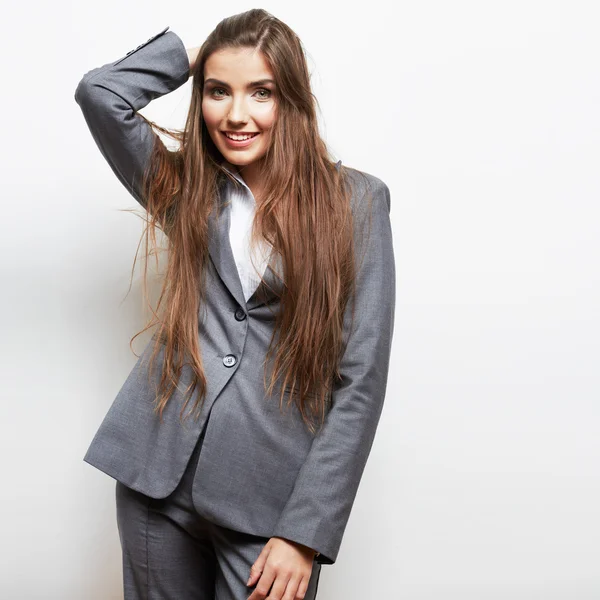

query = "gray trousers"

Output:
[[115, 423, 323, 599]]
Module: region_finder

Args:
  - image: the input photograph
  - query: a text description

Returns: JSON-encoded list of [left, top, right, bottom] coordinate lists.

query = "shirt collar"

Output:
[[220, 159, 342, 207], [220, 159, 253, 195]]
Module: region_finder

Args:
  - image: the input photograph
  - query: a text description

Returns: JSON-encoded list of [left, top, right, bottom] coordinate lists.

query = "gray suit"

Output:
[[75, 26, 396, 567]]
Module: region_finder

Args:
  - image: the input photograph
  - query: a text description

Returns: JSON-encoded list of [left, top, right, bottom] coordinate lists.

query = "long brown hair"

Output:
[[129, 9, 372, 434]]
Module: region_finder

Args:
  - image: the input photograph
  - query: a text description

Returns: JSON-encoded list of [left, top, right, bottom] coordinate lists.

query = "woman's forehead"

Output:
[[204, 47, 274, 81]]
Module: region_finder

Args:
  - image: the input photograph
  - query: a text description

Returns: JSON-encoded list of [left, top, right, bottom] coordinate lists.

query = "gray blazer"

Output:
[[74, 26, 396, 566]]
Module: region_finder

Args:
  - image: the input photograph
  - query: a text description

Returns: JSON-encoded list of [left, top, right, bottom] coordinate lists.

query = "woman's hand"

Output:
[[186, 46, 201, 72], [246, 537, 317, 600]]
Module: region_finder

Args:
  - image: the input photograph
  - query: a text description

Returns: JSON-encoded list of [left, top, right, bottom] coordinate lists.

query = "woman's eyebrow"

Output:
[[204, 78, 276, 88]]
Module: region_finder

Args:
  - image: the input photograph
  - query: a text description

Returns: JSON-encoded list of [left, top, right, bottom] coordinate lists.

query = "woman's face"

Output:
[[202, 47, 277, 172]]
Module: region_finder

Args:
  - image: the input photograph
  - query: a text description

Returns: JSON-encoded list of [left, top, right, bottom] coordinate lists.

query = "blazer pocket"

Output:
[[113, 25, 170, 66]]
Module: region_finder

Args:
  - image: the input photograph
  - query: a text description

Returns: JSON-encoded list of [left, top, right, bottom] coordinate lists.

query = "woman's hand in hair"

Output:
[[186, 46, 201, 73], [246, 536, 317, 600]]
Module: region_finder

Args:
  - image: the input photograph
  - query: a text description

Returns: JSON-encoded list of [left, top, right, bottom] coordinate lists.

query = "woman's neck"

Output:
[[237, 161, 265, 204]]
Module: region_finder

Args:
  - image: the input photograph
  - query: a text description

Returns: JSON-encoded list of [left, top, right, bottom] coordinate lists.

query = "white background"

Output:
[[2, 1, 599, 598]]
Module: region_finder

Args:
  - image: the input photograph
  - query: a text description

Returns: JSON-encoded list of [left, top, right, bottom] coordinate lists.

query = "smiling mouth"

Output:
[[222, 132, 260, 140]]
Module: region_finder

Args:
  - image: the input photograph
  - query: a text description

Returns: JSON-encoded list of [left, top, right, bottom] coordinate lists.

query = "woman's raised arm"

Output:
[[74, 26, 191, 210]]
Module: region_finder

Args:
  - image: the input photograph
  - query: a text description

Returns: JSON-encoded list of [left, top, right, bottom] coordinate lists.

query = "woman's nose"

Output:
[[227, 96, 249, 123]]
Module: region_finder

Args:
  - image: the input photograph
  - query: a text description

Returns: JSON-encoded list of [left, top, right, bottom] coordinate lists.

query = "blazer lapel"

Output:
[[246, 250, 283, 310], [207, 159, 341, 311], [207, 181, 282, 311]]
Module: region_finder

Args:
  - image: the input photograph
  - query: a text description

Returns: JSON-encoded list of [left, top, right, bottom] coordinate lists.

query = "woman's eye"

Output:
[[207, 87, 272, 100]]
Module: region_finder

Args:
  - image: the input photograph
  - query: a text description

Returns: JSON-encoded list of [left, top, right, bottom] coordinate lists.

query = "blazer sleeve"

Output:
[[74, 26, 190, 209], [272, 177, 397, 565]]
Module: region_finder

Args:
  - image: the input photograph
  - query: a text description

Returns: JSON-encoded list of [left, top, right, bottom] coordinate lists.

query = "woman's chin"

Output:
[[221, 150, 266, 168]]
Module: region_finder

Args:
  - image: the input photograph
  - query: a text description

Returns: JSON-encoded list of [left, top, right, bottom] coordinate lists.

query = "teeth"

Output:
[[224, 132, 258, 141]]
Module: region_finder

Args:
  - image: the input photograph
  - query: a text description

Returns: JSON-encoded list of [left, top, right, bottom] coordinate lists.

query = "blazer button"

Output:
[[234, 307, 247, 321], [223, 354, 237, 367]]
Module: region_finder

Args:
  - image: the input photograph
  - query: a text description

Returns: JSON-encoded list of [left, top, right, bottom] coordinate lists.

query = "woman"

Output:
[[75, 9, 395, 600]]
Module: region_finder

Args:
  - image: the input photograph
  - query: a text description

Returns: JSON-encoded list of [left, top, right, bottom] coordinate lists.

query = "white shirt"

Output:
[[221, 161, 273, 302]]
